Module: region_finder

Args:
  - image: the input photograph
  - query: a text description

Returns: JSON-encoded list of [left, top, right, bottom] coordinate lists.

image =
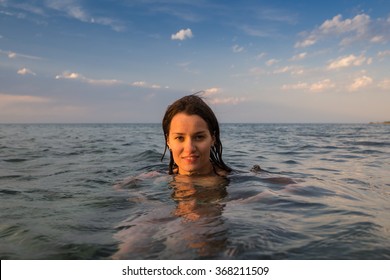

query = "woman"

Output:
[[161, 94, 232, 176]]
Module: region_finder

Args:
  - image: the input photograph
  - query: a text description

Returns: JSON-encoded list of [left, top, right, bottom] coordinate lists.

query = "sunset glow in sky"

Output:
[[1, 0, 389, 123]]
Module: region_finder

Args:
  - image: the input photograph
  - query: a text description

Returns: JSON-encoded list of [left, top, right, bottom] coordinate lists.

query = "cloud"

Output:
[[0, 93, 50, 107], [56, 71, 84, 80], [377, 50, 390, 58], [232, 45, 244, 53], [17, 68, 36, 76], [282, 79, 335, 92], [202, 87, 222, 96], [370, 35, 385, 43], [0, 49, 41, 60], [256, 52, 267, 60], [378, 79, 390, 90], [208, 97, 247, 105], [281, 82, 308, 90], [273, 65, 304, 75], [348, 75, 373, 91], [309, 79, 335, 92], [290, 52, 307, 61], [266, 58, 280, 66], [61, 72, 81, 79], [248, 67, 266, 76], [55, 71, 166, 89], [240, 25, 274, 38], [45, 0, 125, 31], [198, 88, 245, 105], [171, 28, 193, 40], [295, 35, 317, 48], [295, 13, 383, 48], [319, 14, 370, 35], [55, 71, 122, 86], [132, 81, 162, 89], [327, 54, 371, 70]]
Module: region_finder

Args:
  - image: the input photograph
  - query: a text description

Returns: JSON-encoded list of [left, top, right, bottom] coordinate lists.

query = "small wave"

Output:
[[0, 175, 22, 180], [0, 224, 29, 239], [354, 141, 390, 147], [132, 149, 162, 162], [0, 189, 22, 195], [283, 160, 300, 165], [285, 185, 336, 198], [3, 158, 28, 163]]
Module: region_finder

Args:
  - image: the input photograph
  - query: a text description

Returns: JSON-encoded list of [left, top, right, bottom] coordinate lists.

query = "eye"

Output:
[[194, 134, 206, 141], [175, 136, 184, 141]]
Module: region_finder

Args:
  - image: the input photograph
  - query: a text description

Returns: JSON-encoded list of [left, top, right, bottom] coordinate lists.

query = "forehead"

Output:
[[169, 113, 209, 133]]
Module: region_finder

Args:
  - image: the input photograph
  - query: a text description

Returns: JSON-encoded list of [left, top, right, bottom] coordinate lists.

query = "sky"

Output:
[[0, 0, 389, 123]]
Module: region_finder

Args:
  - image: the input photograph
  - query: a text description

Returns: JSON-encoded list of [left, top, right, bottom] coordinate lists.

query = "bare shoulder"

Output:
[[113, 171, 164, 189], [214, 166, 231, 177]]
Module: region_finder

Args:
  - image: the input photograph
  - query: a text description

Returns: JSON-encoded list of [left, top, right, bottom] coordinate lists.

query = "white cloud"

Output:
[[290, 52, 307, 61], [296, 13, 376, 48], [295, 35, 317, 48], [0, 93, 50, 107], [266, 58, 280, 66], [377, 50, 390, 58], [202, 87, 222, 96], [348, 75, 373, 92], [232, 45, 244, 53], [327, 54, 371, 70], [378, 79, 390, 90], [171, 28, 193, 40], [309, 79, 335, 92], [45, 0, 124, 31], [131, 81, 146, 87], [370, 35, 385, 43], [17, 67, 36, 76], [55, 72, 165, 89], [55, 71, 122, 86], [88, 78, 122, 86], [282, 79, 335, 92], [319, 14, 370, 35], [55, 71, 83, 80], [256, 52, 267, 60], [0, 49, 41, 60], [282, 82, 308, 90], [208, 97, 247, 105], [274, 66, 291, 74], [274, 65, 304, 75], [248, 67, 266, 76], [132, 81, 161, 89]]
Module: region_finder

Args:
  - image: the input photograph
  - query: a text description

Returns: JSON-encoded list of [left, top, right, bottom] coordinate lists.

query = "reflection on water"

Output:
[[113, 174, 230, 259]]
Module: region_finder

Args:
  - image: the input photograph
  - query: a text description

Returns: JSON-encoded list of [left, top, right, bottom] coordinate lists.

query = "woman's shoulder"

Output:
[[113, 171, 166, 189], [215, 167, 230, 177]]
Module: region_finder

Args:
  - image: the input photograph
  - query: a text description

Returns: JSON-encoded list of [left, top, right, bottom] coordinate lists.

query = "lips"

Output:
[[182, 155, 199, 163]]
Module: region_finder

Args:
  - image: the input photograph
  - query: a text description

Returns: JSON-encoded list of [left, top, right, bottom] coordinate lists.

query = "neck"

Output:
[[179, 162, 215, 176]]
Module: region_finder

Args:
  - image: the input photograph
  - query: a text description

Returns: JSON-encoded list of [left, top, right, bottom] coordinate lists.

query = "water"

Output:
[[0, 123, 389, 259]]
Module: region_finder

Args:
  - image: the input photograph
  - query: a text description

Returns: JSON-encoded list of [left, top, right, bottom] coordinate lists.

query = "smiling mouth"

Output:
[[182, 155, 199, 161]]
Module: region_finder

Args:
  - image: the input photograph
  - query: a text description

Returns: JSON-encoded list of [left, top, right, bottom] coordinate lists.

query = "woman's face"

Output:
[[167, 113, 215, 175]]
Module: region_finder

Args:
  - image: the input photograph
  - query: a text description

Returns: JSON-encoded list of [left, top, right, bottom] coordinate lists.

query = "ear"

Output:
[[166, 140, 171, 150]]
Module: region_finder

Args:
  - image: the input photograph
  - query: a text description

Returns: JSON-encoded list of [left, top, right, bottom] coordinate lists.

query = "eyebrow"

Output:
[[171, 130, 208, 135]]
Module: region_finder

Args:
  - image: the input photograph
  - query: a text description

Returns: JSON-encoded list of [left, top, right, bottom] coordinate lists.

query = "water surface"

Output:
[[0, 123, 389, 259]]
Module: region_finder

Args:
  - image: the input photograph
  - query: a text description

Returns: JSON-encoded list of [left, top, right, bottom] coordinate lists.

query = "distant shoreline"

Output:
[[369, 121, 390, 124]]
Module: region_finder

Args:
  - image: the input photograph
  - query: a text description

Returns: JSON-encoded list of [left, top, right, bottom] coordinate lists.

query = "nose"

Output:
[[184, 138, 196, 153]]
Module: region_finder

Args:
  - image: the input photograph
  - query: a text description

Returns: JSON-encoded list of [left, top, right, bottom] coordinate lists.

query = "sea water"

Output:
[[0, 123, 389, 259]]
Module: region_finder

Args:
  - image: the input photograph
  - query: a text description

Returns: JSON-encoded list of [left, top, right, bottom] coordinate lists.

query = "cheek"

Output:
[[200, 142, 213, 154], [170, 145, 182, 158]]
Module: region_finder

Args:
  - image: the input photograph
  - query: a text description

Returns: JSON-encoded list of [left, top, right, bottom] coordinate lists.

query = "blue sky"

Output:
[[0, 0, 389, 123]]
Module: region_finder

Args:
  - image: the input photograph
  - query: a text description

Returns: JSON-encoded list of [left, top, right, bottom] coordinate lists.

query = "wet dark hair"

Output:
[[161, 94, 232, 175]]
